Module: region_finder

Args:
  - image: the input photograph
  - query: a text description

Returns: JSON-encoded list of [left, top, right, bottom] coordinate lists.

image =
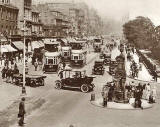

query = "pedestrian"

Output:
[[58, 70, 64, 79], [1, 66, 7, 79], [145, 83, 151, 100], [102, 87, 108, 107], [151, 85, 157, 103], [5, 66, 10, 83], [34, 60, 38, 71], [18, 97, 26, 126], [10, 67, 14, 83]]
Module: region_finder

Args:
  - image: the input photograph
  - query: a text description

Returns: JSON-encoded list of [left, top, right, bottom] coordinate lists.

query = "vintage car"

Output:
[[92, 60, 105, 75], [13, 74, 46, 87], [109, 60, 118, 75], [55, 70, 95, 93], [103, 53, 111, 66]]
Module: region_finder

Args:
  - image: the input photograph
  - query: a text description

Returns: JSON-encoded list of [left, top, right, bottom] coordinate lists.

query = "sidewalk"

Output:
[[125, 51, 153, 82], [0, 62, 49, 127]]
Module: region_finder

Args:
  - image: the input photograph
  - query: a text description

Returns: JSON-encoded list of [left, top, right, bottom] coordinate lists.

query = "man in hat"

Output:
[[18, 97, 26, 126]]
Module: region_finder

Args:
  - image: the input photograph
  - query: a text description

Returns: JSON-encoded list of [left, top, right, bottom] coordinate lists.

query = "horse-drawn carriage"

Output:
[[13, 74, 46, 87]]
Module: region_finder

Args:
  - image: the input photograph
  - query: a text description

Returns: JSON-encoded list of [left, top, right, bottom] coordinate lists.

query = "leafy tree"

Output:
[[123, 16, 157, 49]]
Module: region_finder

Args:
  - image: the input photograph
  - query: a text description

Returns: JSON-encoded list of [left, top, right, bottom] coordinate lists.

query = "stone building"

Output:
[[31, 6, 43, 38], [34, 3, 70, 37], [0, 0, 19, 40], [10, 0, 32, 37]]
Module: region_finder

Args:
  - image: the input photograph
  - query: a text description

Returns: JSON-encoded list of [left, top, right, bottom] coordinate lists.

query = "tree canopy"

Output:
[[123, 16, 157, 49]]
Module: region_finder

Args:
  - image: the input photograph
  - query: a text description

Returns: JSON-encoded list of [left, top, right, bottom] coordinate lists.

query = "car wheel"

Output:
[[81, 84, 89, 93], [55, 80, 62, 90]]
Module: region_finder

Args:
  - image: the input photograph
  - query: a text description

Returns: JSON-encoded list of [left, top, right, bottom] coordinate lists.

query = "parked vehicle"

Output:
[[92, 60, 105, 75], [55, 70, 95, 93], [13, 74, 46, 87]]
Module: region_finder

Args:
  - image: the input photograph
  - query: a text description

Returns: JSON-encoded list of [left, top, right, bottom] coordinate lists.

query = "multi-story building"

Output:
[[31, 6, 43, 38], [35, 3, 70, 37], [0, 0, 19, 41], [10, 0, 32, 37]]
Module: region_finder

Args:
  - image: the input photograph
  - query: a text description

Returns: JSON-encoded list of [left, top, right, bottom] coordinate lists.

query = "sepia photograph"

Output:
[[0, 0, 160, 127]]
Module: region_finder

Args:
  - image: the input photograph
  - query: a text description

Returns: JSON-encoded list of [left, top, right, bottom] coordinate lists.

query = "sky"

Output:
[[33, 0, 160, 26]]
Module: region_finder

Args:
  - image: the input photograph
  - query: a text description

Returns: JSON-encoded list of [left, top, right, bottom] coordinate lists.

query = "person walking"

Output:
[[1, 66, 7, 79], [18, 97, 26, 126]]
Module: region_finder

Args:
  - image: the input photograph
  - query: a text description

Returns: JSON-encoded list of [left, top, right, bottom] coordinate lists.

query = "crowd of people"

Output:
[[1, 63, 20, 83], [101, 80, 157, 108]]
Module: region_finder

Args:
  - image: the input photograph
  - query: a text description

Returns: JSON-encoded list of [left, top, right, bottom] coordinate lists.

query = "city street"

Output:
[[8, 44, 160, 127], [0, 0, 160, 127]]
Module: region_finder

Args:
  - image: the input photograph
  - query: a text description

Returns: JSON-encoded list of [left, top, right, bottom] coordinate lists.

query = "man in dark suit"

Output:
[[18, 97, 26, 126]]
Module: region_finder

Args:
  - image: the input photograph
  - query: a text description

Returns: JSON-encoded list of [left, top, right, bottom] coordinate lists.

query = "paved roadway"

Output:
[[11, 47, 160, 127]]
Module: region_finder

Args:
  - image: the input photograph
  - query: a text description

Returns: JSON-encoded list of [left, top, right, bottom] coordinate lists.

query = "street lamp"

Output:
[[22, 16, 27, 95]]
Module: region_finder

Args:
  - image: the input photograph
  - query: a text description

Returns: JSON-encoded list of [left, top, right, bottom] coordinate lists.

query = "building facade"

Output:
[[31, 6, 43, 38], [0, 0, 18, 40], [10, 0, 32, 37], [35, 3, 70, 38]]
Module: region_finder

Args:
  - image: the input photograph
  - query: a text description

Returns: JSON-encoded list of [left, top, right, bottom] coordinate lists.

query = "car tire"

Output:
[[81, 84, 89, 93], [55, 80, 62, 90]]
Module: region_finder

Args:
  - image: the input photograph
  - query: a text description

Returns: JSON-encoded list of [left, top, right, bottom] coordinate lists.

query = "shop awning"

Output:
[[1, 45, 17, 53], [38, 40, 44, 47], [6, 45, 17, 52], [1, 46, 8, 53], [12, 41, 24, 50], [31, 41, 44, 50]]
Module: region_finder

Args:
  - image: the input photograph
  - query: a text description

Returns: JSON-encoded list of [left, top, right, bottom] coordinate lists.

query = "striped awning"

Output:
[[31, 41, 44, 50], [1, 45, 17, 53], [12, 41, 24, 50]]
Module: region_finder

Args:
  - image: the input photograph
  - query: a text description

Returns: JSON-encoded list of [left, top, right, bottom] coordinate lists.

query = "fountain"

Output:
[[113, 52, 129, 103]]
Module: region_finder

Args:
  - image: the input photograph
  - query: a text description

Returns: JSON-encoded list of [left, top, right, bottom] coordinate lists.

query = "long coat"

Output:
[[19, 101, 26, 116]]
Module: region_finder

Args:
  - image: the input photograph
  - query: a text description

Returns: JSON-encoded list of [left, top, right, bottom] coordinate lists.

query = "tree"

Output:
[[123, 16, 157, 49]]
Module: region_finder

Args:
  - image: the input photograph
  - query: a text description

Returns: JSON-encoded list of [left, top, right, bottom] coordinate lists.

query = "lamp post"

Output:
[[22, 16, 26, 95]]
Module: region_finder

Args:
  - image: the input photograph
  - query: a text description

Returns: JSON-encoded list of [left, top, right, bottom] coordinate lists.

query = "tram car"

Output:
[[57, 38, 71, 62], [70, 40, 87, 66], [43, 41, 61, 73], [93, 38, 103, 52]]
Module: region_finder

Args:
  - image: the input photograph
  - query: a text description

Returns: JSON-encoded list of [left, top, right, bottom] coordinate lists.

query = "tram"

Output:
[[70, 40, 87, 66], [58, 39, 71, 62], [93, 38, 103, 52], [43, 41, 61, 73]]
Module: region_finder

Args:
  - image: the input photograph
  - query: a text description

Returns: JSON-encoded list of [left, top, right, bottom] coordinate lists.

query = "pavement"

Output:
[[91, 97, 153, 110]]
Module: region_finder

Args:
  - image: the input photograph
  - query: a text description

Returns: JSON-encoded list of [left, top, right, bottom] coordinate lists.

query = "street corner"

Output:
[[90, 97, 153, 110]]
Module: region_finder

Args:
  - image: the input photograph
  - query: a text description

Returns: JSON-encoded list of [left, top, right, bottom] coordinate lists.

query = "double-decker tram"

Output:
[[58, 38, 71, 62], [93, 38, 103, 52], [70, 40, 87, 66], [43, 41, 61, 73]]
